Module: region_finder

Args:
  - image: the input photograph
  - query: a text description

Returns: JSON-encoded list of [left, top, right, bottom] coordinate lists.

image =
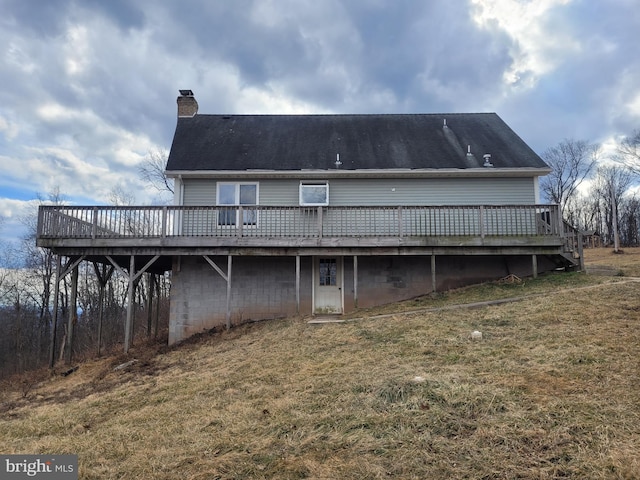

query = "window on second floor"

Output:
[[299, 181, 329, 206], [217, 182, 258, 226]]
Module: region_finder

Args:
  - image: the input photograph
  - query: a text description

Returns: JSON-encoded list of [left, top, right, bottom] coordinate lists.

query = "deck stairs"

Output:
[[555, 221, 584, 270]]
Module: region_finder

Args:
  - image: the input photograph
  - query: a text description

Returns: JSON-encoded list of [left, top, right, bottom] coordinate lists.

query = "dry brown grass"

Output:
[[583, 246, 640, 277], [1, 248, 639, 479]]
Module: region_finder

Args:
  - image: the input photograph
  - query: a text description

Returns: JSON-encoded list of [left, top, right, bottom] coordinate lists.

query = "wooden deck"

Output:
[[36, 204, 581, 355], [36, 204, 577, 262]]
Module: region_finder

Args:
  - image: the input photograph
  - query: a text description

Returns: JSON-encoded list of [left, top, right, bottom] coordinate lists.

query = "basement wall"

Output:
[[169, 256, 312, 344], [168, 254, 558, 344]]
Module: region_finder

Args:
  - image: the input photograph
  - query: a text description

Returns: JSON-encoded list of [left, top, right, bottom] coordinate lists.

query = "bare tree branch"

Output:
[[540, 139, 600, 219], [108, 185, 136, 206], [138, 148, 173, 195], [616, 130, 640, 174]]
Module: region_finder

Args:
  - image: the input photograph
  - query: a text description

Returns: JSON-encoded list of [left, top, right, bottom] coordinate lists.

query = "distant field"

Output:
[[584, 246, 640, 277], [0, 248, 639, 479]]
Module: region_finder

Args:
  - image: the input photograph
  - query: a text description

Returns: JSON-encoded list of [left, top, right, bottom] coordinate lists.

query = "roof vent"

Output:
[[483, 154, 494, 167], [466, 145, 473, 158], [177, 89, 198, 118], [335, 153, 342, 168]]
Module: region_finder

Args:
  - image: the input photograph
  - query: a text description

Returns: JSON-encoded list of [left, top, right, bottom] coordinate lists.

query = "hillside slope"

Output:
[[1, 249, 640, 479]]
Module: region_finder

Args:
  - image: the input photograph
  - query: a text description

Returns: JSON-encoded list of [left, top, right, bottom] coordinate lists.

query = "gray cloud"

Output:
[[0, 0, 639, 246]]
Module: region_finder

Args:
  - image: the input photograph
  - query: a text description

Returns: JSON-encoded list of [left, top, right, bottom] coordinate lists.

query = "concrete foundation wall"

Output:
[[169, 254, 559, 344], [169, 256, 313, 344], [345, 255, 556, 309]]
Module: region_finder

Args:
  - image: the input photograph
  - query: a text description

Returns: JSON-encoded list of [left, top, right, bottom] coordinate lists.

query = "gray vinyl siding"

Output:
[[327, 178, 535, 205], [182, 177, 536, 207], [183, 179, 216, 205], [257, 180, 299, 205]]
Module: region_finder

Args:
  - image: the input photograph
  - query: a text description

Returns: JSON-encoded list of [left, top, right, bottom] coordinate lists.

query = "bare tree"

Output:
[[619, 195, 640, 246], [108, 184, 136, 206], [589, 165, 633, 245], [138, 148, 173, 195], [540, 139, 600, 220], [616, 130, 640, 174], [0, 186, 172, 377], [21, 188, 68, 349]]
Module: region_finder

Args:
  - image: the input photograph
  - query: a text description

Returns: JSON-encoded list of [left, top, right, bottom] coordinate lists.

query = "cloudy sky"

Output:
[[1, 0, 639, 244]]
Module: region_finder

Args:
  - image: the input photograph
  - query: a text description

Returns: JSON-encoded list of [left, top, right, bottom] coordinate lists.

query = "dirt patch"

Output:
[[0, 341, 175, 416]]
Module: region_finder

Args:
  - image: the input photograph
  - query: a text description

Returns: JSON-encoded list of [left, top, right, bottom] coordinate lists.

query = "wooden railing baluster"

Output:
[[36, 204, 563, 243]]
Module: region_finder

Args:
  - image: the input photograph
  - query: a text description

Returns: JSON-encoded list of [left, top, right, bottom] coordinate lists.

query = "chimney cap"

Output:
[[179, 89, 194, 96]]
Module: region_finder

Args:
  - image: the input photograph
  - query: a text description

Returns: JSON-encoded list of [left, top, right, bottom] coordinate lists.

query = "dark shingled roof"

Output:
[[166, 113, 548, 172]]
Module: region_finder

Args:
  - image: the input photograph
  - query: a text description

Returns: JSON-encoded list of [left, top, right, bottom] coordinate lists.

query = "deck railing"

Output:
[[37, 204, 563, 241]]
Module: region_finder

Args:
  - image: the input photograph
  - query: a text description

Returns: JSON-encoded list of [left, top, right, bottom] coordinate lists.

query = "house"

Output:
[[163, 91, 580, 343], [37, 90, 581, 351]]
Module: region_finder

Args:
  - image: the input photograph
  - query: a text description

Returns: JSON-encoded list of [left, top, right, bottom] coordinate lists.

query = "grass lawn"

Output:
[[1, 248, 639, 479]]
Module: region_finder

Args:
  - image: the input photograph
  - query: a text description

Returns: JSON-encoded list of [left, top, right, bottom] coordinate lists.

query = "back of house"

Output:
[[163, 90, 572, 344]]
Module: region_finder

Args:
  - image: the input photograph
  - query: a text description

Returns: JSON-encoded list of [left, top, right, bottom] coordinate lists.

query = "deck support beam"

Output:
[[64, 265, 79, 364], [92, 262, 115, 356], [203, 255, 233, 329], [295, 255, 300, 314], [532, 254, 538, 278], [577, 232, 585, 271], [146, 273, 155, 338], [49, 255, 62, 368], [353, 255, 358, 309], [49, 255, 85, 367], [226, 256, 232, 329], [154, 275, 161, 338], [106, 255, 160, 353], [125, 256, 135, 353], [431, 254, 437, 292]]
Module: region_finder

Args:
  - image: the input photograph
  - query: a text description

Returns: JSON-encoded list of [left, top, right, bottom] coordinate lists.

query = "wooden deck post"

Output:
[[91, 206, 98, 239], [64, 265, 79, 364], [161, 206, 167, 238], [295, 255, 300, 314], [532, 254, 538, 279], [92, 263, 114, 356], [105, 255, 159, 353], [317, 206, 323, 238], [557, 207, 565, 238], [577, 232, 585, 271], [226, 255, 232, 329], [353, 255, 358, 308], [124, 255, 135, 353], [146, 273, 155, 337], [96, 267, 104, 356], [49, 255, 62, 368], [431, 254, 437, 292], [154, 275, 161, 339]]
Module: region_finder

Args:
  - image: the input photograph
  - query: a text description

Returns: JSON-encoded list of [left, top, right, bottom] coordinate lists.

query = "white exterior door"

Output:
[[314, 257, 343, 314]]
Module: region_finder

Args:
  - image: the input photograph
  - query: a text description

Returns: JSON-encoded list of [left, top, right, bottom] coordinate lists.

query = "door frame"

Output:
[[312, 256, 344, 314]]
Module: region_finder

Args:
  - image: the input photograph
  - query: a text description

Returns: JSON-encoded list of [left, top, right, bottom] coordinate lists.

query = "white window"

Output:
[[217, 182, 258, 226], [300, 181, 329, 206]]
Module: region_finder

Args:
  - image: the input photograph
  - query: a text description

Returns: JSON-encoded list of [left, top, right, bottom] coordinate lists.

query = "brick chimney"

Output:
[[177, 89, 198, 117]]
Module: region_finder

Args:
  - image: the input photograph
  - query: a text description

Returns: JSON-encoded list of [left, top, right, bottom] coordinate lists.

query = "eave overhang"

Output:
[[165, 167, 552, 180]]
